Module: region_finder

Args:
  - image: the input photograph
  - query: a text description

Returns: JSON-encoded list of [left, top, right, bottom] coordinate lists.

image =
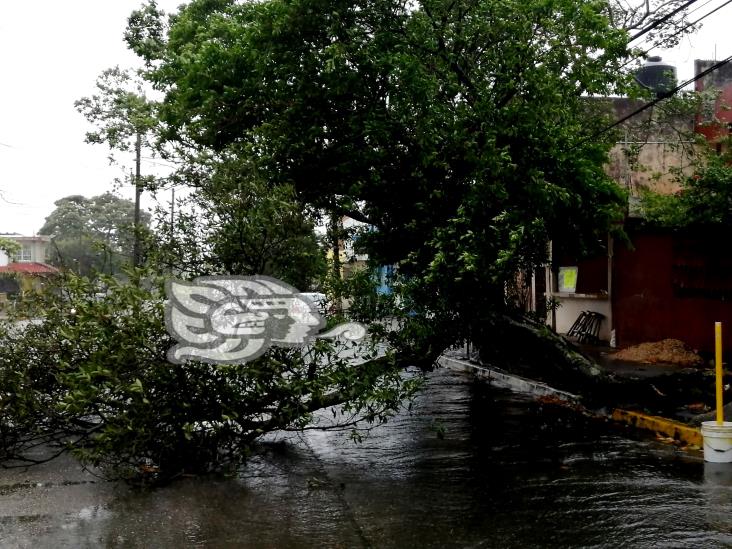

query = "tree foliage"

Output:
[[641, 143, 732, 228], [0, 271, 416, 481], [130, 0, 635, 341], [149, 162, 326, 290], [75, 67, 158, 158], [40, 193, 151, 275], [0, 0, 700, 480], [0, 237, 20, 259]]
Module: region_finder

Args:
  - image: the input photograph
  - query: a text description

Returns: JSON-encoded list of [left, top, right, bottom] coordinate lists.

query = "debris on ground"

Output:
[[610, 339, 705, 367], [536, 394, 590, 416], [536, 395, 571, 406]]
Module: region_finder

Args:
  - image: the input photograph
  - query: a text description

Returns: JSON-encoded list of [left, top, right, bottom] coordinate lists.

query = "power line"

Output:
[[577, 1, 732, 147], [140, 157, 178, 169], [686, 0, 718, 17], [629, 0, 699, 42], [141, 155, 180, 165], [679, 0, 732, 35], [578, 53, 732, 147], [0, 190, 25, 206], [633, 0, 732, 60], [614, 0, 732, 82]]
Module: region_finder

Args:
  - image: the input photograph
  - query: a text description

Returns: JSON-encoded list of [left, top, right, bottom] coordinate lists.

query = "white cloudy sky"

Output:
[[0, 1, 730, 235], [0, 0, 183, 235]]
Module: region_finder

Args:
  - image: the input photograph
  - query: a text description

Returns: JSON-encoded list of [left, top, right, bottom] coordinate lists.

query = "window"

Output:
[[13, 244, 31, 262]]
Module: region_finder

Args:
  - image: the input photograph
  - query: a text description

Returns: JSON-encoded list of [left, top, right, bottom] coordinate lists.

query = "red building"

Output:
[[695, 59, 732, 144]]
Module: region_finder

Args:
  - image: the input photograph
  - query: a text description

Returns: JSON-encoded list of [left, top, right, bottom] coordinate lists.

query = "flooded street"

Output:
[[1, 367, 731, 548]]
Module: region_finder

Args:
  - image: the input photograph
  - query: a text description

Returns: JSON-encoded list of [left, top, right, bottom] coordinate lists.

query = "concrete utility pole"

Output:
[[133, 132, 142, 267]]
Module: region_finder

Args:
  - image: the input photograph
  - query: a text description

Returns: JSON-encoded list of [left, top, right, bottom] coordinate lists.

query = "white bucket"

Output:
[[702, 421, 732, 463]]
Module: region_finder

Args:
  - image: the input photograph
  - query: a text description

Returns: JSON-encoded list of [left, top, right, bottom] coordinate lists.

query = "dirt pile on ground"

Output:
[[611, 339, 705, 367]]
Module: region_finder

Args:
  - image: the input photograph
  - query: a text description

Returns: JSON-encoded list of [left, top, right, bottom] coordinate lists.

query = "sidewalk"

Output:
[[440, 345, 707, 450]]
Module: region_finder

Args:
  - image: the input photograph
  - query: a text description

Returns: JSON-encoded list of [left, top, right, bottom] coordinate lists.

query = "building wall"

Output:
[[22, 239, 49, 262], [606, 141, 695, 197], [612, 229, 732, 353], [604, 96, 696, 198], [607, 62, 732, 353], [548, 63, 732, 349], [0, 235, 49, 264]]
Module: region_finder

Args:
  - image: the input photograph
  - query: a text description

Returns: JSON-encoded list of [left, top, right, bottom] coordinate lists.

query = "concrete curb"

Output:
[[439, 354, 703, 449], [611, 409, 702, 447], [438, 355, 580, 402]]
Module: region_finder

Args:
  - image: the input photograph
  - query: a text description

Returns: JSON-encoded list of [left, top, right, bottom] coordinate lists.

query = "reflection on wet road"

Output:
[[1, 368, 731, 548]]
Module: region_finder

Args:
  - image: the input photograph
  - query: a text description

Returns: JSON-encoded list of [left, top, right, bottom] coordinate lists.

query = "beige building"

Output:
[[0, 234, 51, 266]]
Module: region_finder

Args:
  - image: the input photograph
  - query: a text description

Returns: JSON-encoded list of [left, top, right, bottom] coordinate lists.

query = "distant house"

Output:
[[325, 216, 369, 279], [0, 234, 58, 298], [327, 217, 398, 299], [340, 216, 369, 278]]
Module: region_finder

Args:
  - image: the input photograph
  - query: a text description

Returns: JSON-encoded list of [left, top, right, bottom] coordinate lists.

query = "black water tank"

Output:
[[635, 56, 677, 97]]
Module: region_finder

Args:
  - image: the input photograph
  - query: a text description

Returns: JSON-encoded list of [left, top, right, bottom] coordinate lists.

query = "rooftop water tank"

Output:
[[635, 56, 677, 98]]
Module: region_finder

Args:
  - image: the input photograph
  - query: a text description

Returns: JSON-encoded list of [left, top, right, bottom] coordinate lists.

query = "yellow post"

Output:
[[716, 322, 724, 425]]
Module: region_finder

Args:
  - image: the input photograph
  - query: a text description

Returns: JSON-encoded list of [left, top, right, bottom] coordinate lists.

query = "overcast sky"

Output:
[[0, 1, 730, 235]]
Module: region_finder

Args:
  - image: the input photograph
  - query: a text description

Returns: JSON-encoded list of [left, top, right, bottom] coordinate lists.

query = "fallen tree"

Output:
[[0, 271, 419, 483], [2, 0, 703, 482], [475, 315, 720, 418]]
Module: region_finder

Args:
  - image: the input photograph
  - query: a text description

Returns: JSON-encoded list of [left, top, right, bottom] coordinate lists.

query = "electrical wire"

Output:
[[629, 0, 699, 42], [685, 0, 718, 17], [612, 0, 732, 85], [141, 157, 178, 169], [0, 190, 26, 206], [555, 2, 732, 147], [631, 0, 732, 61], [577, 53, 732, 147], [685, 0, 732, 29]]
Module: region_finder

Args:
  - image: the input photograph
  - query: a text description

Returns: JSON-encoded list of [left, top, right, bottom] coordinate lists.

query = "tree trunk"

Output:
[[329, 212, 342, 314], [477, 316, 718, 418]]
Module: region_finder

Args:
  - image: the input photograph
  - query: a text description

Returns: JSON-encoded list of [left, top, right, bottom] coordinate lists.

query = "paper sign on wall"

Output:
[[558, 267, 578, 293]]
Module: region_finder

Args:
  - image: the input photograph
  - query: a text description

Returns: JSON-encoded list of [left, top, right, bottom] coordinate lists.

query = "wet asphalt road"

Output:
[[1, 368, 731, 548]]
